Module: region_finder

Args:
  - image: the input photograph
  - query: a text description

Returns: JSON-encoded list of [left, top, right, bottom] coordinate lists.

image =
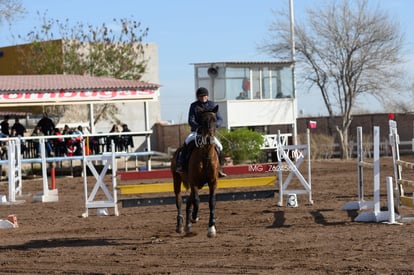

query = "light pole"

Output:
[[289, 0, 298, 145]]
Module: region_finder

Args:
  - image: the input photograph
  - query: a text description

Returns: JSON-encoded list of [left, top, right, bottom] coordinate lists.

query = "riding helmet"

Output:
[[196, 87, 209, 97]]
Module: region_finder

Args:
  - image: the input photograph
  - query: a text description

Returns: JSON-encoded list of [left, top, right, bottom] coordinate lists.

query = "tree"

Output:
[[261, 0, 404, 159], [15, 13, 149, 124], [0, 0, 24, 25]]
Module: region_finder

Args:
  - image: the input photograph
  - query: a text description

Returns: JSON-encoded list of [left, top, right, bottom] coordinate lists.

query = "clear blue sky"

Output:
[[1, 0, 413, 123]]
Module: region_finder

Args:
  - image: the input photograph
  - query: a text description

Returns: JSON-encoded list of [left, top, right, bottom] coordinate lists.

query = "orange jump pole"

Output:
[[51, 167, 56, 190]]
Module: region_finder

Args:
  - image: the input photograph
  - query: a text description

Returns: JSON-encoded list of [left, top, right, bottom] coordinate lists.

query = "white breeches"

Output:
[[185, 132, 223, 151]]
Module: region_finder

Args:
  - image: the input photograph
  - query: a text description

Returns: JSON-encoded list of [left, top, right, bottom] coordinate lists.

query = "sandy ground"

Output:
[[0, 156, 414, 274]]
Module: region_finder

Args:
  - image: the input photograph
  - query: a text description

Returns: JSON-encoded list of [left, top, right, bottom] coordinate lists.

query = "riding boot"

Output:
[[176, 143, 188, 173]]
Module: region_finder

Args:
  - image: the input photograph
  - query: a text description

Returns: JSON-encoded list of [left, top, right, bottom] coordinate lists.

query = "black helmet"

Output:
[[196, 87, 209, 97]]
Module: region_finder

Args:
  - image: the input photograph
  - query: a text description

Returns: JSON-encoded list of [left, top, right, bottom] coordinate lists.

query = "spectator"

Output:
[[37, 112, 55, 135], [11, 118, 26, 137], [53, 128, 66, 156], [62, 124, 71, 135], [107, 124, 120, 151], [31, 126, 53, 157], [121, 124, 134, 151], [71, 125, 83, 155], [0, 116, 10, 154], [0, 115, 10, 137], [88, 135, 100, 154], [10, 126, 27, 156]]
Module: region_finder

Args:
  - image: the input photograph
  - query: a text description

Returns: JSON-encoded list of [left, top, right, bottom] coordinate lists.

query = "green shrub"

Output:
[[218, 128, 264, 164]]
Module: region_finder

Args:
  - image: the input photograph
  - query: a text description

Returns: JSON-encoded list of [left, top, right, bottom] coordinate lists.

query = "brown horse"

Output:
[[170, 105, 220, 237]]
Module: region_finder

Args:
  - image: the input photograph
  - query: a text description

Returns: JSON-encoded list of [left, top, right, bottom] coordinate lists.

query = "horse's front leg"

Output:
[[191, 187, 200, 223], [207, 183, 217, 238]]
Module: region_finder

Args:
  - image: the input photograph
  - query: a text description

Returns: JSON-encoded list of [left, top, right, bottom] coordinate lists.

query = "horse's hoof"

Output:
[[207, 225, 216, 238], [176, 216, 184, 233], [191, 217, 199, 223], [176, 225, 184, 234], [185, 224, 192, 234]]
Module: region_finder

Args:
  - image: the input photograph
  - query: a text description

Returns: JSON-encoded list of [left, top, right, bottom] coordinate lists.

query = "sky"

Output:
[[1, 0, 413, 124]]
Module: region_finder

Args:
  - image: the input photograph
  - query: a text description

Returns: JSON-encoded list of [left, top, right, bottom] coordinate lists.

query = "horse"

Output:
[[170, 105, 220, 237]]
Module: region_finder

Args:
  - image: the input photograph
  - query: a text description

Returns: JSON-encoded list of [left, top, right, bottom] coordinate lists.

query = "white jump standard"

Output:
[[342, 126, 378, 211], [33, 139, 59, 203], [389, 119, 414, 209], [276, 129, 312, 207], [82, 142, 119, 217], [342, 126, 399, 223], [5, 139, 25, 204]]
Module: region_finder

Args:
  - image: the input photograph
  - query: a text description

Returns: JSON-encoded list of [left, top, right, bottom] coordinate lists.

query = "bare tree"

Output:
[[0, 0, 24, 25], [261, 0, 404, 158]]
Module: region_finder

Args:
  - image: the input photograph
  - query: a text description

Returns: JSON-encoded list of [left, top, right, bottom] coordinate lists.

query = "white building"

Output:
[[194, 62, 297, 142]]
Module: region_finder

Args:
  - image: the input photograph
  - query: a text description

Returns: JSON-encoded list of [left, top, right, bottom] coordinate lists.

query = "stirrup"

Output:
[[218, 170, 227, 177], [176, 164, 184, 173]]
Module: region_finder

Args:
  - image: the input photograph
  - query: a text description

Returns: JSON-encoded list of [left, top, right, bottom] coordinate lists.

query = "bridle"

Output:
[[195, 110, 217, 148]]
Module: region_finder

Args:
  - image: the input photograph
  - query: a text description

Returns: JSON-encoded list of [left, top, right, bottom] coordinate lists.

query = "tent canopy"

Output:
[[0, 74, 159, 109]]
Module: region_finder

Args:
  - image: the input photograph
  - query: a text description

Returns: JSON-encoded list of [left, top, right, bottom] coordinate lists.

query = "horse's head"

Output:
[[197, 105, 218, 137]]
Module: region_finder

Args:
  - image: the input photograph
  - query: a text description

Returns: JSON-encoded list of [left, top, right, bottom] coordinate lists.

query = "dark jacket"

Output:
[[188, 100, 223, 132], [11, 122, 26, 136], [37, 117, 55, 135], [0, 120, 9, 136]]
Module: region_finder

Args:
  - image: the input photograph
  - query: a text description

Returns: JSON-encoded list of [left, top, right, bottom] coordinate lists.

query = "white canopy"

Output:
[[0, 74, 159, 108]]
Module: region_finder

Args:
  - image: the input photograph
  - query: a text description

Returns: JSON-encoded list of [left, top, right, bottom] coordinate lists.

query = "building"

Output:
[[0, 40, 160, 151], [194, 61, 297, 146]]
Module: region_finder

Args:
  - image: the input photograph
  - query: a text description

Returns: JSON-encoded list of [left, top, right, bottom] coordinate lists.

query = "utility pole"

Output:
[[289, 0, 298, 145]]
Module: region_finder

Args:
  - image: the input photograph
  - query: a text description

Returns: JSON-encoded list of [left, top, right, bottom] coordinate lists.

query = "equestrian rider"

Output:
[[176, 87, 227, 177]]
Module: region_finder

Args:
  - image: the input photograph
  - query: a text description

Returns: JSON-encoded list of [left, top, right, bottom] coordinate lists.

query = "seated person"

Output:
[[236, 91, 248, 100]]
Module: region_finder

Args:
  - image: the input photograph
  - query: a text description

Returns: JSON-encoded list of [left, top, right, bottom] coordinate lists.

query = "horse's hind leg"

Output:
[[175, 199, 184, 233], [185, 192, 193, 233], [176, 206, 184, 234], [173, 175, 184, 234]]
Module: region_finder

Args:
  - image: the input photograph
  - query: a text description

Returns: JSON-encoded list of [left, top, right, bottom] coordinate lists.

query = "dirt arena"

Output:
[[0, 156, 413, 274]]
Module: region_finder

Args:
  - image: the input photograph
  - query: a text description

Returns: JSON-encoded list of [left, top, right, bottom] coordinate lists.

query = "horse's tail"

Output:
[[182, 180, 190, 190]]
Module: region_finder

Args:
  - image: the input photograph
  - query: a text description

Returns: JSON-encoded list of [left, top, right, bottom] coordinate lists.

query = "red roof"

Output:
[[0, 74, 159, 92]]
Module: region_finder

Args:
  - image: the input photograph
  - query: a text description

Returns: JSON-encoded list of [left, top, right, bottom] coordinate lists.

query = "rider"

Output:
[[176, 87, 227, 177]]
